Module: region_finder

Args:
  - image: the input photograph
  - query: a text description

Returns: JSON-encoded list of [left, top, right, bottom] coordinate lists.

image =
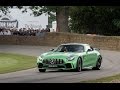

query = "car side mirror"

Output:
[[50, 48, 54, 51], [87, 49, 92, 52]]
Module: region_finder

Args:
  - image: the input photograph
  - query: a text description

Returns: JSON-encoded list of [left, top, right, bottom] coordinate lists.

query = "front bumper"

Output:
[[37, 63, 75, 70]]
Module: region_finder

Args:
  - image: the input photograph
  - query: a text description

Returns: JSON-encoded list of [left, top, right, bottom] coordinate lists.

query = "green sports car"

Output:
[[37, 43, 102, 72]]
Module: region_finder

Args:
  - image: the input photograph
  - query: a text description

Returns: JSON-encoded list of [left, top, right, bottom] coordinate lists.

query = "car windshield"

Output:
[[54, 45, 84, 52]]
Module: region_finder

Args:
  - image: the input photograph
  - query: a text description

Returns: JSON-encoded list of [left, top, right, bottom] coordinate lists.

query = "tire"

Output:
[[39, 69, 46, 72], [75, 57, 82, 72], [92, 57, 102, 70]]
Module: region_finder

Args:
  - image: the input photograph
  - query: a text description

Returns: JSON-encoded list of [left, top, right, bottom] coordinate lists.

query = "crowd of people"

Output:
[[0, 27, 50, 36]]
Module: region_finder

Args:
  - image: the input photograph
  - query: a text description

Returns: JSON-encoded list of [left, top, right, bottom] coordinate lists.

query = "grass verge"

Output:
[[0, 53, 36, 74], [81, 74, 120, 83]]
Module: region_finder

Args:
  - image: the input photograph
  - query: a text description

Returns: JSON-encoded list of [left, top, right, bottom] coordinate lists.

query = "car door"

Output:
[[89, 46, 98, 66], [82, 45, 97, 68]]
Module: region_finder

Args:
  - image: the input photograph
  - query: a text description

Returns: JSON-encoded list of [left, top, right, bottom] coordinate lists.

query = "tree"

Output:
[[0, 6, 24, 15], [48, 12, 56, 28], [29, 6, 70, 32], [70, 6, 120, 36], [0, 6, 70, 32], [0, 6, 11, 14]]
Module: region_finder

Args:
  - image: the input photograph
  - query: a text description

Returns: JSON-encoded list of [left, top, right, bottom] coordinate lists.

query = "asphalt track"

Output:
[[0, 45, 120, 83]]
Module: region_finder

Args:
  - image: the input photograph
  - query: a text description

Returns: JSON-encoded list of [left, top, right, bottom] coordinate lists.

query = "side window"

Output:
[[77, 45, 84, 52]]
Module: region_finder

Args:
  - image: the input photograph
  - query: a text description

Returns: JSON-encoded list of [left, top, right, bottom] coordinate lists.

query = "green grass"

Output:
[[0, 53, 36, 74], [81, 74, 120, 83]]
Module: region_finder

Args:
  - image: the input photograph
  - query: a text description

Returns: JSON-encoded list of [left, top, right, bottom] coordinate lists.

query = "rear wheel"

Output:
[[75, 57, 82, 72], [39, 69, 46, 72], [92, 57, 102, 70]]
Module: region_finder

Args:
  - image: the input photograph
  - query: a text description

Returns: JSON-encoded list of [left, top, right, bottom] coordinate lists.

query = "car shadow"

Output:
[[36, 68, 103, 73], [46, 69, 93, 73]]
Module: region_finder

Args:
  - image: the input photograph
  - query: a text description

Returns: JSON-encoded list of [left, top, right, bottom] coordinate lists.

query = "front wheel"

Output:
[[75, 58, 82, 72], [39, 69, 46, 72]]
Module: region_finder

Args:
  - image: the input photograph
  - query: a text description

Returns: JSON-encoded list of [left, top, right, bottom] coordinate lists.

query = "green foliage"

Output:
[[29, 6, 69, 32], [48, 13, 56, 28], [29, 6, 60, 16], [0, 6, 12, 14], [0, 6, 24, 14], [1, 6, 120, 35], [0, 6, 69, 32], [70, 6, 120, 36], [29, 6, 58, 28]]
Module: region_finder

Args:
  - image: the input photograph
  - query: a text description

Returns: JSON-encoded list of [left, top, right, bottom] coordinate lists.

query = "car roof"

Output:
[[60, 43, 89, 46]]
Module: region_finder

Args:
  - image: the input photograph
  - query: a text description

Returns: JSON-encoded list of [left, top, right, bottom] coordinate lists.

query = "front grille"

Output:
[[58, 65, 65, 68], [43, 59, 64, 64]]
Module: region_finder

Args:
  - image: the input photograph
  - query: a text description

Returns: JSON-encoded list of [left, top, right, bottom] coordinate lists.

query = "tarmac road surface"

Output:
[[0, 45, 120, 83]]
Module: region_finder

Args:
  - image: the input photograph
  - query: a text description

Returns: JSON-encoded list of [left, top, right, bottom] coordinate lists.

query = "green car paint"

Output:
[[37, 43, 102, 72]]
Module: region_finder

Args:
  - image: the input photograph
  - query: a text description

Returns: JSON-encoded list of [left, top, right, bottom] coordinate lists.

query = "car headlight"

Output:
[[67, 56, 75, 61], [37, 56, 43, 61]]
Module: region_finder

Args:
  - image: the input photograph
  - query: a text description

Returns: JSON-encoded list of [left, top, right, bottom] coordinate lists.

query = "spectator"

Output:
[[45, 25, 50, 32], [0, 30, 3, 35], [13, 29, 18, 35], [4, 30, 11, 35], [0, 27, 50, 36], [36, 30, 41, 36]]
